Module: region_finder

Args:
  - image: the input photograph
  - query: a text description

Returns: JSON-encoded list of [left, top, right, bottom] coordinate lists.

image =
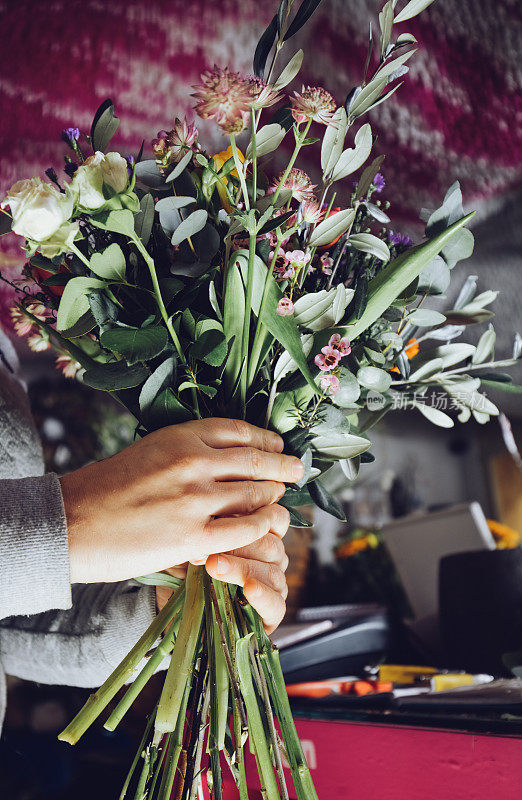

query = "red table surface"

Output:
[[209, 717, 522, 799]]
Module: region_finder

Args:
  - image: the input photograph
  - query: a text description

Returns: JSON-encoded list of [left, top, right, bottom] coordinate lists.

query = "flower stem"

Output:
[[58, 585, 184, 745], [229, 134, 250, 211]]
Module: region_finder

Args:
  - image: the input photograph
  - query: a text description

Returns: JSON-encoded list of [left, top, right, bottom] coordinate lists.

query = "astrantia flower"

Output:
[[153, 118, 199, 167], [300, 198, 323, 225], [320, 373, 341, 394], [320, 254, 334, 275], [277, 298, 294, 316], [11, 303, 47, 337], [193, 66, 252, 134], [247, 77, 282, 110], [56, 353, 82, 378], [27, 331, 49, 352], [291, 86, 336, 125], [274, 169, 316, 203], [315, 345, 341, 371], [329, 333, 351, 355]]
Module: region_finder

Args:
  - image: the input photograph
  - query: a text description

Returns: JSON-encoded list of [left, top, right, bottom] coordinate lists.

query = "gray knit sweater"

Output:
[[0, 330, 157, 733]]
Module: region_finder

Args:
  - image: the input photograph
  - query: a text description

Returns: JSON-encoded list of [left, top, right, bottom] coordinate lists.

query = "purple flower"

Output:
[[62, 127, 80, 144], [388, 230, 413, 250], [372, 173, 386, 193]]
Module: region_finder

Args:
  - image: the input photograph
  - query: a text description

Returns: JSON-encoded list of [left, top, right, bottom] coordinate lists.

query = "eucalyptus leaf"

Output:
[[333, 368, 361, 408], [311, 432, 371, 459], [283, 0, 324, 40], [327, 124, 373, 183], [357, 365, 392, 392], [340, 457, 360, 481], [253, 13, 277, 77], [307, 478, 346, 521], [166, 150, 194, 183], [139, 356, 176, 412], [134, 160, 165, 189], [273, 49, 304, 90], [293, 285, 354, 331], [134, 193, 155, 245], [321, 107, 348, 176], [171, 210, 208, 246], [473, 327, 496, 364], [407, 308, 446, 326], [417, 255, 450, 295], [413, 401, 454, 428], [246, 124, 286, 160], [91, 99, 120, 153], [394, 0, 436, 23]]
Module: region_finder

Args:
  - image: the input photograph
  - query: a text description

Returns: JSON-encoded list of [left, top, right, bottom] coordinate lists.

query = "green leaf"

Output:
[[59, 311, 97, 339], [441, 227, 474, 268], [308, 208, 356, 247], [134, 160, 165, 189], [89, 243, 126, 281], [253, 13, 277, 77], [166, 150, 194, 184], [147, 388, 193, 428], [286, 506, 313, 527], [357, 365, 392, 392], [480, 380, 522, 395], [223, 260, 246, 396], [246, 123, 286, 160], [318, 213, 474, 349], [171, 210, 208, 246], [394, 0, 436, 24], [273, 49, 304, 90], [284, 0, 324, 40], [413, 402, 454, 428], [348, 76, 387, 119], [417, 255, 450, 295], [100, 326, 168, 364], [134, 193, 155, 245], [293, 285, 354, 331], [355, 154, 386, 201], [0, 210, 12, 236], [348, 232, 390, 262], [321, 107, 349, 177], [136, 572, 184, 589], [56, 276, 106, 331], [311, 431, 371, 459], [139, 356, 176, 412], [307, 478, 346, 521], [407, 308, 446, 326], [83, 360, 148, 390], [327, 124, 372, 183], [190, 329, 228, 367], [91, 209, 136, 237], [91, 99, 120, 152], [332, 369, 361, 407]]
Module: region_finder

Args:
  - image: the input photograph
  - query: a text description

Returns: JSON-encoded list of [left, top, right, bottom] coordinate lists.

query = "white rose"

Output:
[[72, 152, 105, 210], [72, 151, 129, 210], [38, 221, 80, 258], [100, 152, 129, 194], [1, 178, 73, 242]]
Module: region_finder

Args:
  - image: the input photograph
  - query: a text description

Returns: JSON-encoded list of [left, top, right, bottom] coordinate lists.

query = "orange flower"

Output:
[[213, 145, 244, 213], [487, 519, 520, 549], [391, 337, 419, 373], [336, 533, 379, 559]]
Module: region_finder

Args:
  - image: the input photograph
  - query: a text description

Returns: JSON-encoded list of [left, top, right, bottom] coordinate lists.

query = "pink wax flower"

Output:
[[285, 249, 311, 269], [320, 373, 341, 394], [277, 298, 294, 316], [320, 254, 334, 275], [329, 333, 351, 355], [315, 345, 341, 371]]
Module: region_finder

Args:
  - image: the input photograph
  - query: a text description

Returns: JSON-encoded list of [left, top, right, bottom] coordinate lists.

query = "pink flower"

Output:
[[300, 198, 323, 225], [193, 66, 253, 134], [315, 346, 341, 371], [285, 249, 311, 269], [329, 333, 351, 355], [291, 86, 336, 125], [277, 298, 294, 316], [27, 331, 49, 352], [320, 373, 341, 395], [56, 353, 82, 378], [320, 254, 334, 275], [10, 303, 48, 337], [247, 77, 282, 110], [152, 118, 199, 167], [273, 168, 316, 203]]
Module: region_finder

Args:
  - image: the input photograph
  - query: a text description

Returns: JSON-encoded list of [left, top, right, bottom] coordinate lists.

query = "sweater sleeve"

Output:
[[0, 580, 158, 688], [0, 473, 72, 619]]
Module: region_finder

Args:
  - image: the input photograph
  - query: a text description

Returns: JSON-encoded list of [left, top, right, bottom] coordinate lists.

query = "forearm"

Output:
[[0, 474, 71, 619]]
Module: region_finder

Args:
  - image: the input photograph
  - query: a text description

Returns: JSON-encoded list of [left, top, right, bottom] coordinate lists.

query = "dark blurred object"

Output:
[[28, 377, 135, 474], [439, 549, 522, 676]]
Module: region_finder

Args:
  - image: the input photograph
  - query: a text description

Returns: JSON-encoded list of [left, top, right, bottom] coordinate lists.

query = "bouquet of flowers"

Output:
[[1, 0, 521, 797]]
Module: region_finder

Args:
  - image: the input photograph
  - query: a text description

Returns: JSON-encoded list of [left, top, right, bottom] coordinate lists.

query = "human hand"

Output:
[[156, 530, 289, 634], [61, 418, 302, 584]]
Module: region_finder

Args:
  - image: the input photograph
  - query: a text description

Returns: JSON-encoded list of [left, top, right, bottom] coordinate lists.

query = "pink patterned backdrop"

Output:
[[0, 0, 521, 323]]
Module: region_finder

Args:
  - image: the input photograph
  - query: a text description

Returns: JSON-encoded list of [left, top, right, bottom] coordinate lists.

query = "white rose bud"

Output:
[[100, 152, 129, 194], [38, 221, 80, 258], [72, 152, 105, 210], [1, 178, 73, 242], [72, 151, 129, 211]]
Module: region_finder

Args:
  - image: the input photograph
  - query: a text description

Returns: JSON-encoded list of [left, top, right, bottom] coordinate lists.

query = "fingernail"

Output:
[[292, 459, 305, 480], [216, 555, 230, 576]]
